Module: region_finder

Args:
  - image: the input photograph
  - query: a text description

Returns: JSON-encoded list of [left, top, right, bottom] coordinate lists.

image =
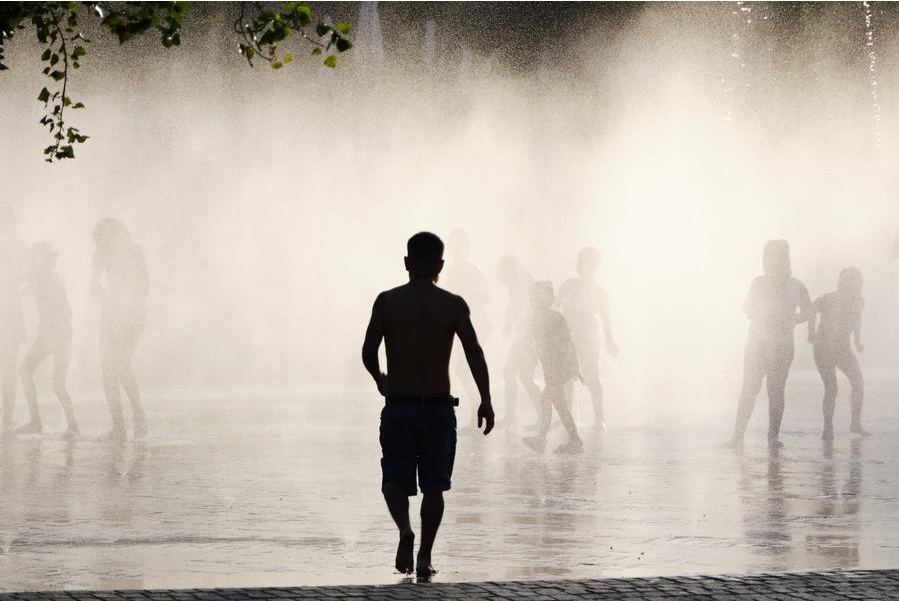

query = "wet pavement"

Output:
[[1, 380, 898, 592], [2, 569, 899, 600]]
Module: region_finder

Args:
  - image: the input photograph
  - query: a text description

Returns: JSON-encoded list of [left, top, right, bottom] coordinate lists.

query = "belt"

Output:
[[386, 395, 459, 407]]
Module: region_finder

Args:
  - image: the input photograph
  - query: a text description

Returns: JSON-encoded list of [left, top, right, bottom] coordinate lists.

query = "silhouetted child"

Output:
[[731, 240, 812, 449], [810, 267, 867, 440], [16, 242, 79, 437], [557, 247, 618, 429], [523, 281, 583, 454], [496, 256, 541, 427], [92, 218, 149, 441]]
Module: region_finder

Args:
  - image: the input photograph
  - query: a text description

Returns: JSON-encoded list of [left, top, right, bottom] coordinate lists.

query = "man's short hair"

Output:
[[407, 232, 444, 277]]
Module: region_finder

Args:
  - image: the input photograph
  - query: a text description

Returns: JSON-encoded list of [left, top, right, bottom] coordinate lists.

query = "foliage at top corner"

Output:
[[0, 2, 353, 163]]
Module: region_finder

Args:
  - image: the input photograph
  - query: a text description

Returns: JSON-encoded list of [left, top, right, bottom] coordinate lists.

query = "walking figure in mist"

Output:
[[442, 230, 492, 431], [16, 242, 79, 437], [496, 256, 541, 427], [92, 218, 149, 441], [523, 281, 584, 454], [0, 202, 26, 436], [731, 240, 812, 449], [557, 247, 618, 430], [362, 232, 494, 579], [809, 267, 868, 440]]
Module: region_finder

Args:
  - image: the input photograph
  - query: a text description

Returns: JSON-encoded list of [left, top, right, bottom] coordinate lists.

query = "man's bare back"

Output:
[[368, 281, 472, 396]]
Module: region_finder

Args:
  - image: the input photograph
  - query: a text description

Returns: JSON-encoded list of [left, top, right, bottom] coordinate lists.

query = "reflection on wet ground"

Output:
[[1, 388, 898, 591]]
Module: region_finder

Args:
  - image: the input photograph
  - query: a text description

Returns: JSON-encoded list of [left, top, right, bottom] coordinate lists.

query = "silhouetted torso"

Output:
[[814, 292, 862, 351], [97, 243, 148, 325], [32, 272, 72, 341], [375, 280, 469, 395], [532, 308, 578, 386], [558, 277, 604, 342], [745, 275, 810, 344]]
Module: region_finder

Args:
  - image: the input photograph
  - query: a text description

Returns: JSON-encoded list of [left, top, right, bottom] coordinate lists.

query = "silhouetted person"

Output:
[[496, 256, 541, 427], [362, 232, 494, 578], [557, 247, 618, 429], [92, 219, 149, 441], [442, 230, 492, 429], [731, 240, 812, 449], [810, 267, 867, 440], [0, 202, 25, 436], [523, 282, 583, 454], [16, 242, 79, 437]]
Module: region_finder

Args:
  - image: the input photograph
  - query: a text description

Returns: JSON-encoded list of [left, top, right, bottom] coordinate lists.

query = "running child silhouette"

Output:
[[16, 242, 79, 437], [523, 281, 584, 454], [809, 267, 867, 440]]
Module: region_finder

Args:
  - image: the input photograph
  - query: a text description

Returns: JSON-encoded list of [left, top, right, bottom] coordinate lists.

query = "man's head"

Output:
[[576, 246, 601, 278], [838, 266, 863, 297], [405, 231, 445, 281]]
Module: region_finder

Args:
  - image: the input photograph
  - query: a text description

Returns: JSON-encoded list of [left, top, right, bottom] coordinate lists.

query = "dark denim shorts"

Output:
[[379, 404, 457, 496]]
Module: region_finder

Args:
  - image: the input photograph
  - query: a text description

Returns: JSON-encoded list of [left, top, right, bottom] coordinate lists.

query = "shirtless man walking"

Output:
[[362, 231, 494, 578]]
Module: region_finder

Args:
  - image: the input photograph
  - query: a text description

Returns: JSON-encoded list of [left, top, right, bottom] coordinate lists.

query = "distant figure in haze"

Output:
[[523, 281, 584, 454], [362, 232, 494, 579], [16, 242, 79, 437], [557, 247, 618, 429], [809, 267, 867, 440], [731, 240, 812, 449], [0, 202, 26, 436], [442, 230, 491, 429], [496, 256, 541, 427], [92, 218, 149, 441]]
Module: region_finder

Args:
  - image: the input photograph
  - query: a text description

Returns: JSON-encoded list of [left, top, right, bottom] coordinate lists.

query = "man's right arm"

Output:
[[455, 298, 494, 434], [362, 294, 387, 395]]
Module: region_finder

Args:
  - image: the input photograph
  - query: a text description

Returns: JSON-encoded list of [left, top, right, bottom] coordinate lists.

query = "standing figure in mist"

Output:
[[16, 242, 79, 437], [442, 230, 491, 431], [809, 267, 867, 440], [523, 281, 584, 454], [362, 232, 494, 578], [496, 256, 541, 427], [92, 218, 149, 441], [0, 202, 26, 436], [557, 247, 618, 429], [731, 240, 812, 449]]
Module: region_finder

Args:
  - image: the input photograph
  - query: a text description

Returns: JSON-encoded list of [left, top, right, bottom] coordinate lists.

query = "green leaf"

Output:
[[336, 38, 351, 52], [73, 102, 85, 109], [40, 48, 51, 61], [337, 22, 352, 35], [294, 5, 312, 25], [49, 53, 58, 66], [49, 70, 65, 81], [56, 145, 75, 159], [245, 47, 255, 60], [71, 45, 86, 59], [311, 47, 321, 56], [283, 53, 292, 63], [323, 55, 337, 68], [37, 87, 50, 103], [271, 61, 283, 69], [315, 24, 330, 37]]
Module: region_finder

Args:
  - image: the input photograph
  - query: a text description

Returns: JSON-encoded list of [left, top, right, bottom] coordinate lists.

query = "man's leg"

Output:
[[17, 341, 50, 433], [549, 382, 583, 453], [1, 346, 18, 433], [417, 492, 444, 576], [839, 351, 867, 435], [383, 487, 414, 574], [523, 386, 552, 452]]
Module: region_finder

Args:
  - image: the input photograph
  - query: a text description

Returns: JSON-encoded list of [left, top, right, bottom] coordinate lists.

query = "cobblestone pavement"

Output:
[[2, 570, 899, 600]]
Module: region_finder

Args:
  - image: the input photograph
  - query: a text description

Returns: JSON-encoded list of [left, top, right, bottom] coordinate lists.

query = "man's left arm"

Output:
[[362, 294, 387, 395]]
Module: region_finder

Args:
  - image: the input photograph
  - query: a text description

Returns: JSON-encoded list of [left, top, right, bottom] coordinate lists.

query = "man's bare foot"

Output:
[[14, 420, 42, 435], [395, 530, 414, 574], [61, 427, 81, 440], [416, 552, 438, 579], [134, 417, 149, 440], [554, 439, 584, 454]]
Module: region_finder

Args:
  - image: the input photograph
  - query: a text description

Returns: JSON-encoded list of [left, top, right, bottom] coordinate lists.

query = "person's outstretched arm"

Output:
[[362, 294, 387, 395], [456, 299, 494, 434], [808, 296, 821, 343]]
